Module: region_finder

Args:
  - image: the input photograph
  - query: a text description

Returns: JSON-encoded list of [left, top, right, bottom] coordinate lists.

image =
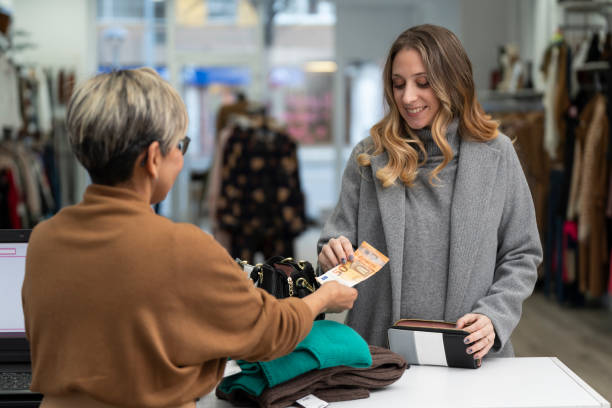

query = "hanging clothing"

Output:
[[216, 125, 306, 261], [541, 42, 571, 162], [215, 100, 249, 143], [0, 168, 21, 228], [0, 140, 58, 227], [0, 13, 10, 36], [34, 66, 53, 137], [567, 134, 582, 220], [545, 170, 564, 299], [585, 32, 602, 62], [0, 53, 23, 132], [207, 118, 250, 253], [498, 112, 548, 260], [562, 221, 578, 284], [207, 126, 233, 252], [575, 94, 609, 297], [0, 60, 75, 225], [57, 69, 75, 105], [608, 251, 612, 295], [571, 39, 590, 99]]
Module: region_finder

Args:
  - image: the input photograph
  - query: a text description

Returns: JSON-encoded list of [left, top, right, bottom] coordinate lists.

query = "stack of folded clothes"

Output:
[[216, 320, 408, 408]]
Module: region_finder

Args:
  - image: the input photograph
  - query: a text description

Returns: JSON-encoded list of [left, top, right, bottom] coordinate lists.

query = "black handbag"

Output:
[[236, 256, 324, 319]]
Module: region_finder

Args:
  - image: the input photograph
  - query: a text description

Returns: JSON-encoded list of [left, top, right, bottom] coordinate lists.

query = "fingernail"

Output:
[[464, 338, 470, 344], [341, 258, 346, 264], [467, 348, 472, 354], [348, 255, 354, 261]]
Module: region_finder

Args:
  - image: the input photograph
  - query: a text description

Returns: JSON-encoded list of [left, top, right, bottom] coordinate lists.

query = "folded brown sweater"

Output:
[[216, 345, 408, 408]]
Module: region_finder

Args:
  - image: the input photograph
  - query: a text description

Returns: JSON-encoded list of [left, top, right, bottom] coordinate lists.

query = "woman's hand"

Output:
[[302, 281, 358, 319], [318, 236, 355, 272], [456, 313, 496, 361]]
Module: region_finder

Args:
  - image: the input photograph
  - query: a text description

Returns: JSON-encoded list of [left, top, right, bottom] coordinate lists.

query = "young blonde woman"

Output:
[[318, 24, 542, 362]]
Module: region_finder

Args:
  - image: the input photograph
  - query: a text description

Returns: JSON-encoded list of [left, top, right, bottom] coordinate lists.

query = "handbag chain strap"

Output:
[[287, 277, 294, 296], [295, 277, 315, 293], [236, 258, 315, 294]]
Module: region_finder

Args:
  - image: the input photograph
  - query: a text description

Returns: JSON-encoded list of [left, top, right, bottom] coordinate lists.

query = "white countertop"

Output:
[[197, 357, 610, 408]]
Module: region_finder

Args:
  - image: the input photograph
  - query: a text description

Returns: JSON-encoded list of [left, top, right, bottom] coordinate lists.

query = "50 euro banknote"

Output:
[[316, 241, 389, 287]]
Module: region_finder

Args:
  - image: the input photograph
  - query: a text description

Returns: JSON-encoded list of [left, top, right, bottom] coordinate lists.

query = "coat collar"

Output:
[[369, 138, 501, 321]]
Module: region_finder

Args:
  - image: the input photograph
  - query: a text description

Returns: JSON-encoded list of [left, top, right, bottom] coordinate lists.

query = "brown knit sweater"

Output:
[[22, 184, 312, 408]]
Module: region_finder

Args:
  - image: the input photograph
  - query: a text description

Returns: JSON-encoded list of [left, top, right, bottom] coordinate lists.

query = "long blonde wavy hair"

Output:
[[358, 24, 498, 187]]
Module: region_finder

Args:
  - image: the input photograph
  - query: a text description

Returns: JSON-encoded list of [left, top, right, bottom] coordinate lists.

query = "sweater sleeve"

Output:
[[165, 225, 313, 365], [471, 140, 543, 352], [317, 141, 367, 257]]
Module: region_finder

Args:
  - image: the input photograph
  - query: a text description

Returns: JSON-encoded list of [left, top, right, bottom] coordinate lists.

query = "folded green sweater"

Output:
[[219, 320, 372, 396]]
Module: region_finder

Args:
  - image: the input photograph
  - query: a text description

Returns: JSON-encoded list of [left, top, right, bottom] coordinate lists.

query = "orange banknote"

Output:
[[316, 241, 389, 287]]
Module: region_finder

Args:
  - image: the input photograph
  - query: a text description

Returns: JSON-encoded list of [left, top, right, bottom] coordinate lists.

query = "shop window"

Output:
[[97, 0, 146, 20], [270, 66, 333, 145], [275, 0, 335, 25], [174, 0, 257, 53], [182, 66, 251, 159], [97, 0, 167, 67], [207, 0, 238, 23]]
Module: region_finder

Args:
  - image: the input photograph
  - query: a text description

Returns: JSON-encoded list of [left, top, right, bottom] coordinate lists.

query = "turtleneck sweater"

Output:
[[401, 120, 460, 320]]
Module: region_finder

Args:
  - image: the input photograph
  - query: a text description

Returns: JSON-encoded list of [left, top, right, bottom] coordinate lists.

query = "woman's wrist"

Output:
[[302, 290, 328, 320]]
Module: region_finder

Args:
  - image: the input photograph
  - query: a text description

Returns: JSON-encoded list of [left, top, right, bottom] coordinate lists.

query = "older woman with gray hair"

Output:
[[22, 68, 357, 408]]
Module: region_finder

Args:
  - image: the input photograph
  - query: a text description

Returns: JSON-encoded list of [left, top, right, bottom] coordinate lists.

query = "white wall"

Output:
[[460, 0, 542, 92], [335, 0, 461, 67], [460, 0, 511, 92], [335, 2, 418, 66], [461, 0, 532, 93], [12, 0, 97, 81], [334, 0, 536, 105]]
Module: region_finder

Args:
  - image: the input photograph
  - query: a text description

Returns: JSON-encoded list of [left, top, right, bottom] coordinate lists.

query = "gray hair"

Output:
[[66, 67, 188, 185]]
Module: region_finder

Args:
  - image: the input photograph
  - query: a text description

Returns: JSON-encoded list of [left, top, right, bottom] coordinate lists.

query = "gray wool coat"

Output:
[[318, 133, 543, 357]]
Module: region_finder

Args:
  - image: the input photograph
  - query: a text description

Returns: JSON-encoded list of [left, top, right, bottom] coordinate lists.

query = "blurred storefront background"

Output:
[[6, 0, 544, 223]]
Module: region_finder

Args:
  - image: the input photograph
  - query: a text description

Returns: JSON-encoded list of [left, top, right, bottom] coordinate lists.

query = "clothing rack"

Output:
[[480, 90, 544, 114], [0, 28, 79, 227], [532, 4, 612, 307], [576, 61, 611, 71], [559, 23, 606, 31], [560, 0, 612, 29]]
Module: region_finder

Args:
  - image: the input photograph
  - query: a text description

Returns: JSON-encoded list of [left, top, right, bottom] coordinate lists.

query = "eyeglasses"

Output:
[[177, 136, 190, 155], [140, 136, 190, 167]]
